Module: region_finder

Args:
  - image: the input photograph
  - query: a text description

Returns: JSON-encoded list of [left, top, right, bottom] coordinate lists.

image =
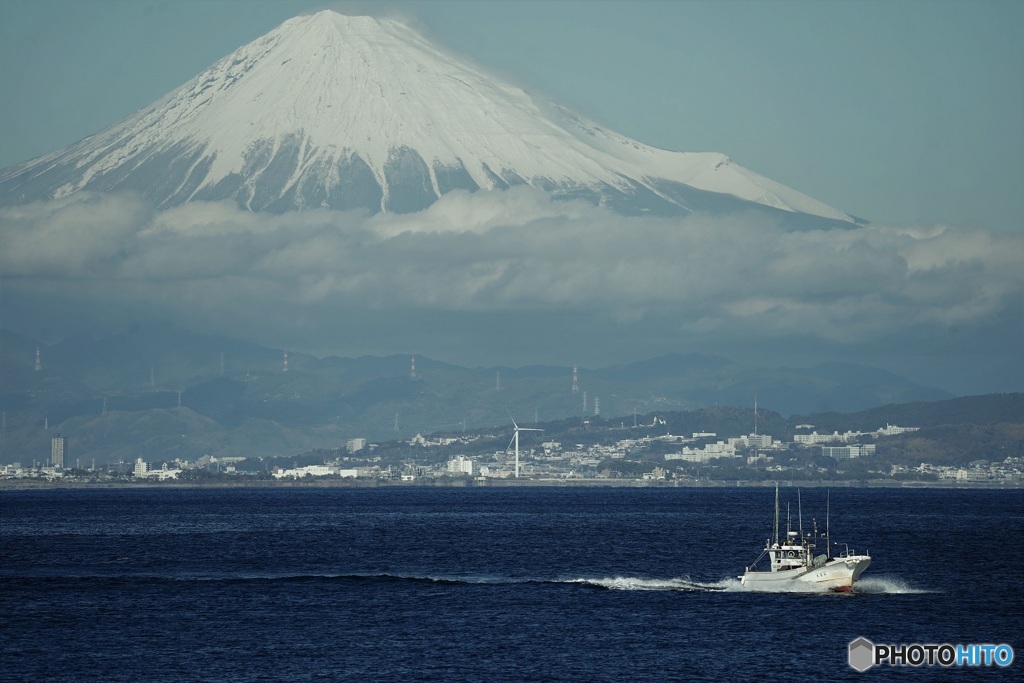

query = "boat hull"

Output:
[[740, 555, 871, 592]]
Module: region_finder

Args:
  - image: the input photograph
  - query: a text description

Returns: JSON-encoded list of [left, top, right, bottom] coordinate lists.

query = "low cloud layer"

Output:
[[2, 188, 1021, 393]]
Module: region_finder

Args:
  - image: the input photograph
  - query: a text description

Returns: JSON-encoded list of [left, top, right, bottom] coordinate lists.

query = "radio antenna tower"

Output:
[[572, 365, 579, 394], [594, 397, 600, 417], [754, 390, 758, 436], [410, 356, 417, 380], [34, 347, 41, 372], [283, 350, 289, 373]]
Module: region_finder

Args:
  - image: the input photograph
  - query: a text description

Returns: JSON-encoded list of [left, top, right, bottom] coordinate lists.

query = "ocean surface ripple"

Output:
[[1, 486, 1018, 681]]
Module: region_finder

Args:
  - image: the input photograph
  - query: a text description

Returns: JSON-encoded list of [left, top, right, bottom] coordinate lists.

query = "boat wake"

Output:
[[850, 576, 929, 594], [13, 571, 927, 594], [566, 576, 734, 592]]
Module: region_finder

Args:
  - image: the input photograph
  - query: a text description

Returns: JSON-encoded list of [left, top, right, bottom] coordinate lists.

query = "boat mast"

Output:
[[773, 484, 779, 546], [826, 489, 831, 556], [798, 489, 803, 537]]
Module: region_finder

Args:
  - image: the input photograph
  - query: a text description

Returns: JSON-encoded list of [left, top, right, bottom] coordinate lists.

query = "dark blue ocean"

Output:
[[2, 486, 1021, 681]]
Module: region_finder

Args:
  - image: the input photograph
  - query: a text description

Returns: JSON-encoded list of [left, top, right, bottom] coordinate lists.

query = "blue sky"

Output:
[[1, 0, 1021, 233]]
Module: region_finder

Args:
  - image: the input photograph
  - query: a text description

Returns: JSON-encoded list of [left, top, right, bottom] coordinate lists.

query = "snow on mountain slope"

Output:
[[544, 102, 852, 221], [0, 10, 853, 222]]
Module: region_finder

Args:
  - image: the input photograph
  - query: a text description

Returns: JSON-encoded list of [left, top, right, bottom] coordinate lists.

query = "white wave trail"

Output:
[[567, 576, 733, 592], [852, 576, 930, 594]]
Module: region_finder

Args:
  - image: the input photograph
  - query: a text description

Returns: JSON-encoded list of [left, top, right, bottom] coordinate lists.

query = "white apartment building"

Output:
[[794, 430, 863, 444], [796, 424, 918, 443], [133, 458, 181, 480], [821, 444, 876, 460], [728, 434, 774, 449], [447, 455, 474, 475], [876, 424, 919, 436], [272, 464, 353, 479], [665, 441, 738, 464]]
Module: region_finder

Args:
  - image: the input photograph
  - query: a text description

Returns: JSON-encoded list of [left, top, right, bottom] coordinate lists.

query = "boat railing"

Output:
[[836, 543, 870, 559]]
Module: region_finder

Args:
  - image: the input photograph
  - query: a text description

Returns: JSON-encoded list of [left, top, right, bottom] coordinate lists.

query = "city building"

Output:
[[794, 430, 863, 445], [876, 424, 919, 436], [727, 433, 774, 449], [821, 444, 876, 460], [133, 458, 181, 480], [447, 455, 474, 475], [270, 464, 360, 479], [51, 435, 66, 469], [665, 441, 738, 464]]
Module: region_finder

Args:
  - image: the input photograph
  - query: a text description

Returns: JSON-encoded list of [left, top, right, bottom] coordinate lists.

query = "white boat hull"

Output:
[[740, 555, 871, 592]]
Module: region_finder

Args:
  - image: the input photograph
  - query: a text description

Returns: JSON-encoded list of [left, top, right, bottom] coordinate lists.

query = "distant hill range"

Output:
[[0, 324, 978, 466]]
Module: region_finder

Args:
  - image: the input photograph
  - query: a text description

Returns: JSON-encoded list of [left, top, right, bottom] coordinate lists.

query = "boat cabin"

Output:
[[769, 532, 810, 571]]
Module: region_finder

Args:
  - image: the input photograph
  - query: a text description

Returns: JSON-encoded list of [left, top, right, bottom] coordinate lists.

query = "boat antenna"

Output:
[[787, 502, 791, 535], [773, 483, 779, 546]]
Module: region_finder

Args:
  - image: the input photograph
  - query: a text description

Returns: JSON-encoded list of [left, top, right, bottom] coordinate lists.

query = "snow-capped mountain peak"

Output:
[[0, 10, 853, 222]]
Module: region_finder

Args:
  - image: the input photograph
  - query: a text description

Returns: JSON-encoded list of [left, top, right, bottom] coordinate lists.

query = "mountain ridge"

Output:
[[0, 325, 957, 465]]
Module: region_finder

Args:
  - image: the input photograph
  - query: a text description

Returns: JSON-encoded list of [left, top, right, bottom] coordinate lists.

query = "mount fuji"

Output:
[[0, 11, 854, 224]]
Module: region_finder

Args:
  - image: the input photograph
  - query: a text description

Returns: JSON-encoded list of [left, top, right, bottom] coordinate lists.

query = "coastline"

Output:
[[1, 478, 1019, 491]]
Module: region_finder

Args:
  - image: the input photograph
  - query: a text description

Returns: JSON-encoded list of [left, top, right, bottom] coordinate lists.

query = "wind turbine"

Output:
[[507, 416, 543, 478]]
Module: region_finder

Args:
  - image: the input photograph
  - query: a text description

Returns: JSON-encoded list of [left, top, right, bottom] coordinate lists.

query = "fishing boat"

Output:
[[740, 485, 871, 592]]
